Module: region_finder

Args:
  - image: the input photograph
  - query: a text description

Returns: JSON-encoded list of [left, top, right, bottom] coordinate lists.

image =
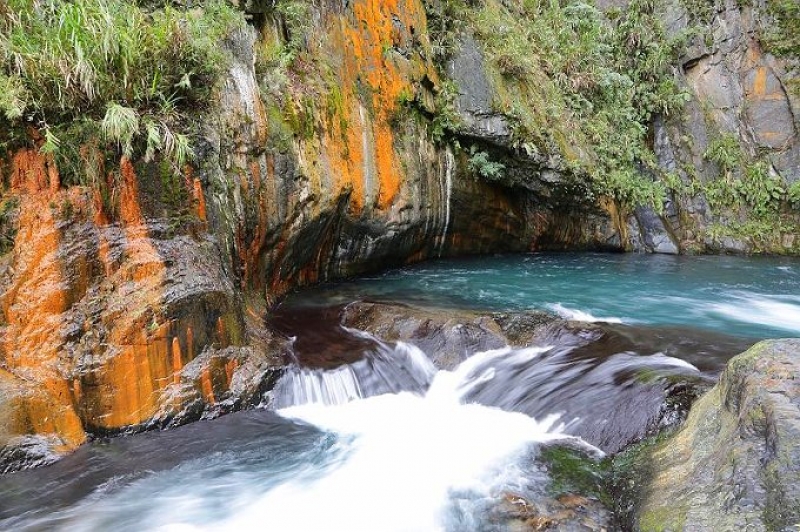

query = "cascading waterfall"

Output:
[[273, 332, 437, 408], [6, 336, 598, 532], [273, 364, 363, 407], [207, 344, 579, 532]]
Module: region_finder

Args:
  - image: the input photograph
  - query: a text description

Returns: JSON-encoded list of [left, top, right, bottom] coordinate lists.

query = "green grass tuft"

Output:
[[0, 0, 244, 177]]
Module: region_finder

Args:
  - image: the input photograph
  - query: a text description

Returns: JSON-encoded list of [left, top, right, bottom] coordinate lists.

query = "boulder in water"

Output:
[[633, 339, 800, 531]]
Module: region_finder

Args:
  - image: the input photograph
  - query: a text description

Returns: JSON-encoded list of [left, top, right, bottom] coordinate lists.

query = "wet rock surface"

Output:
[[487, 440, 616, 532], [634, 339, 800, 531], [0, 151, 291, 473], [339, 301, 719, 454], [480, 442, 613, 531]]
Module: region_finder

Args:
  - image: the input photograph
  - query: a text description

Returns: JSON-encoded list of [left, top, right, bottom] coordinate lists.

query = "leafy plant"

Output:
[[762, 0, 800, 58], [703, 134, 742, 176], [467, 145, 506, 180], [431, 80, 462, 143], [788, 181, 800, 210], [101, 103, 140, 157], [443, 0, 689, 211], [736, 161, 784, 217]]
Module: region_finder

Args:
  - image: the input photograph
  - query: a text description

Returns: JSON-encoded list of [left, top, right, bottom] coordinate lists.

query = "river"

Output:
[[1, 253, 798, 530]]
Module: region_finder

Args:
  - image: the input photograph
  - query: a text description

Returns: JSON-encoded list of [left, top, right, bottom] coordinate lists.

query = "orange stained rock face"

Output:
[[86, 161, 227, 429], [10, 148, 53, 194], [119, 156, 146, 227], [233, 0, 437, 293], [189, 165, 208, 224], [1, 149, 240, 444], [2, 149, 86, 449], [316, 0, 432, 211], [172, 337, 184, 385], [197, 355, 241, 406], [225, 359, 238, 386], [200, 365, 216, 404], [0, 371, 85, 452]]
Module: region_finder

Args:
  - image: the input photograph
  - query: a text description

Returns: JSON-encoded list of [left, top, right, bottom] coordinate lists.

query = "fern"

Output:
[[101, 103, 140, 157]]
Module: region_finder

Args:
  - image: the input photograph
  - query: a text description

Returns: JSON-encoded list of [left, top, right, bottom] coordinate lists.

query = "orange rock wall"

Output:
[[0, 149, 250, 460], [217, 0, 531, 300], [0, 0, 533, 467]]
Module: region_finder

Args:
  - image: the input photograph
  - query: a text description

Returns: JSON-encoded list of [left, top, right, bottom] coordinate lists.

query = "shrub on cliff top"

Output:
[[0, 0, 243, 176]]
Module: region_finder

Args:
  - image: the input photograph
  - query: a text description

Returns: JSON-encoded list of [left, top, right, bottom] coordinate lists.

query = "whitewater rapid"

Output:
[[22, 343, 597, 532], [218, 346, 572, 532]]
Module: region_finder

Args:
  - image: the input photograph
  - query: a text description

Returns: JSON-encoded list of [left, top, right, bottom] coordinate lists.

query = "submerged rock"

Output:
[[341, 300, 556, 370], [340, 301, 712, 454], [634, 339, 800, 531]]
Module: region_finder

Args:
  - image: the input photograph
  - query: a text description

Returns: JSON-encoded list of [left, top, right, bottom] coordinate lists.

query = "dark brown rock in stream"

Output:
[[340, 301, 714, 454]]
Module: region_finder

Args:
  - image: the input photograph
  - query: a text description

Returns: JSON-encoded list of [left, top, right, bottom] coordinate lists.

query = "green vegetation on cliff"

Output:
[[0, 0, 244, 181], [762, 0, 799, 58], [425, 0, 690, 212]]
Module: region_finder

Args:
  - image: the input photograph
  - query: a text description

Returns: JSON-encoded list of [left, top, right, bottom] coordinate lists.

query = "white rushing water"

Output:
[[35, 344, 588, 532], [548, 303, 625, 324], [711, 293, 800, 334], [272, 336, 438, 408], [212, 346, 570, 532]]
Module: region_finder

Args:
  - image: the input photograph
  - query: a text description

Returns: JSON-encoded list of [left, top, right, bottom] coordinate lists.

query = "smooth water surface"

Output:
[[288, 253, 800, 338]]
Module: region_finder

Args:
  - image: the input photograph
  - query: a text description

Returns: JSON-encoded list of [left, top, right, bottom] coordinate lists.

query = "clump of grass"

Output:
[[762, 0, 800, 58], [0, 0, 243, 178]]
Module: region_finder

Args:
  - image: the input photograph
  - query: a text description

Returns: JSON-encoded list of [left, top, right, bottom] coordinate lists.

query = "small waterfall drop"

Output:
[[23, 338, 587, 532], [272, 332, 437, 409], [252, 343, 576, 532]]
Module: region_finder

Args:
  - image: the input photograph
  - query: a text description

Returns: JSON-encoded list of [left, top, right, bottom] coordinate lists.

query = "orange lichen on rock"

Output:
[[172, 337, 184, 385], [10, 148, 54, 193], [344, 0, 412, 209], [306, 0, 434, 212], [0, 370, 85, 452], [1, 149, 87, 451], [225, 359, 238, 386], [0, 148, 243, 451], [189, 165, 208, 225]]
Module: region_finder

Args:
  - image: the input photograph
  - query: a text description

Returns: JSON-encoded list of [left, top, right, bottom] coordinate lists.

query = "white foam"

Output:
[[41, 343, 594, 532], [256, 346, 567, 531], [711, 294, 800, 333], [549, 303, 624, 324], [274, 333, 438, 409], [155, 345, 576, 532], [277, 364, 364, 406], [647, 352, 700, 372]]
